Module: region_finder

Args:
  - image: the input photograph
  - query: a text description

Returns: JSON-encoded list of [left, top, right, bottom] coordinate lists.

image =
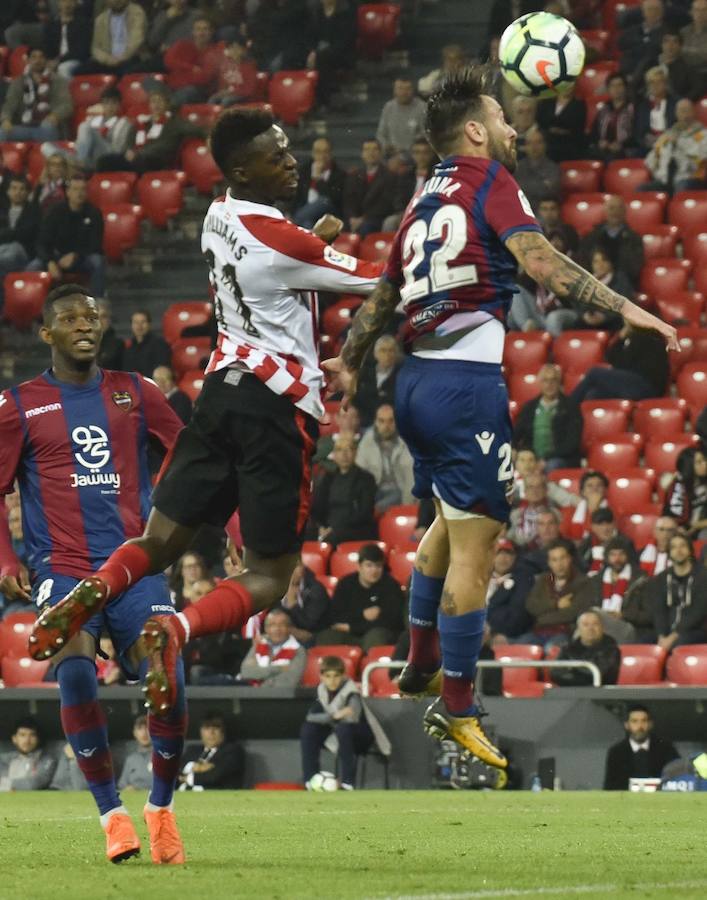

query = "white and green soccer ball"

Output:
[[499, 12, 586, 98], [307, 771, 339, 792]]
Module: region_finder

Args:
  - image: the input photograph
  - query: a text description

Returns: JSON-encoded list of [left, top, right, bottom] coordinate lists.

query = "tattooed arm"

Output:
[[505, 231, 679, 350]]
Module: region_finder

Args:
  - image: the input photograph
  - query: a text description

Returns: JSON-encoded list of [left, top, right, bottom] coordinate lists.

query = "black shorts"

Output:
[[152, 369, 319, 557]]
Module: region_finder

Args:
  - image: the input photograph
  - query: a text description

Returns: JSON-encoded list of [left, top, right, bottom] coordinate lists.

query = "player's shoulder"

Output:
[[0, 372, 52, 419], [239, 212, 325, 262]]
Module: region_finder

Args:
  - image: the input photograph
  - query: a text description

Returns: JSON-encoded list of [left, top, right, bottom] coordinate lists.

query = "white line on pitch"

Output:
[[372, 879, 707, 900]]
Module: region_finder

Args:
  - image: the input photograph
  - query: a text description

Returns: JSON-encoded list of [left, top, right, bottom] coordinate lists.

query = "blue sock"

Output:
[[438, 608, 487, 717], [408, 570, 445, 671], [140, 657, 187, 808], [56, 655, 121, 815]]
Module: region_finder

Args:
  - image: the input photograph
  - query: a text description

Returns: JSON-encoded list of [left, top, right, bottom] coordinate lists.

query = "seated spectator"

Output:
[[577, 507, 618, 573], [43, 0, 92, 79], [647, 532, 707, 650], [293, 137, 346, 229], [209, 38, 258, 108], [578, 195, 644, 289], [382, 138, 436, 232], [486, 539, 534, 642], [418, 44, 467, 99], [50, 743, 86, 791], [575, 249, 631, 332], [0, 176, 41, 295], [588, 74, 636, 161], [146, 0, 198, 61], [509, 239, 578, 335], [316, 543, 404, 651], [96, 298, 124, 370], [305, 0, 356, 108], [569, 470, 610, 542], [594, 535, 643, 642], [640, 515, 678, 576], [632, 66, 677, 155], [681, 0, 707, 81], [604, 703, 679, 790], [536, 85, 587, 161], [551, 610, 621, 686], [510, 95, 538, 160], [536, 196, 579, 255], [313, 404, 362, 474], [239, 609, 307, 687], [513, 364, 583, 472], [300, 655, 390, 790], [644, 98, 707, 193], [164, 16, 221, 106], [509, 471, 565, 549], [514, 128, 561, 213], [0, 46, 72, 143], [152, 365, 192, 424], [356, 403, 415, 515], [376, 78, 426, 156], [519, 507, 563, 575], [121, 310, 172, 377], [511, 448, 578, 507], [621, 575, 658, 642], [663, 445, 707, 539], [656, 31, 702, 99], [171, 551, 210, 608], [32, 153, 69, 215], [179, 711, 244, 790], [33, 174, 105, 296], [354, 335, 403, 428], [79, 0, 147, 77], [73, 87, 134, 170], [117, 715, 152, 791], [619, 0, 667, 78], [310, 435, 377, 545], [343, 138, 395, 237], [275, 562, 331, 646], [0, 717, 56, 792], [524, 539, 596, 651]]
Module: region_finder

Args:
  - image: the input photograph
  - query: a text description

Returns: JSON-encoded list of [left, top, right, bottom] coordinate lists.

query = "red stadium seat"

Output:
[[502, 331, 551, 373], [666, 645, 707, 686], [2, 611, 36, 626], [624, 192, 667, 233], [3, 271, 52, 329], [560, 160, 603, 194], [587, 439, 640, 473], [668, 193, 707, 234], [268, 71, 318, 125], [683, 232, 707, 269], [364, 645, 396, 663], [617, 645, 667, 685], [553, 330, 608, 371], [321, 296, 360, 340], [388, 547, 416, 587], [162, 301, 212, 345], [70, 74, 117, 108], [366, 666, 400, 697], [575, 60, 618, 99], [316, 574, 338, 596], [301, 646, 363, 686], [639, 259, 691, 298], [118, 72, 165, 108], [181, 139, 222, 194], [676, 364, 707, 416], [301, 541, 332, 576], [584, 96, 607, 134], [493, 644, 543, 696], [619, 511, 659, 549], [378, 504, 418, 548], [547, 467, 584, 495], [179, 103, 222, 128], [607, 476, 652, 517], [0, 621, 33, 659], [696, 263, 707, 297], [330, 541, 388, 579], [560, 193, 608, 236], [87, 171, 137, 211], [136, 171, 185, 228], [656, 293, 704, 328], [360, 232, 394, 262], [8, 45, 28, 78], [253, 71, 270, 100], [603, 159, 650, 195], [357, 4, 401, 59], [178, 370, 205, 402], [641, 225, 679, 260], [644, 434, 701, 475], [171, 337, 211, 378], [332, 232, 361, 256], [507, 371, 540, 405], [579, 29, 611, 57], [580, 402, 630, 448], [633, 398, 688, 440], [1, 656, 51, 687], [0, 142, 28, 173], [102, 203, 143, 262], [668, 327, 707, 379]]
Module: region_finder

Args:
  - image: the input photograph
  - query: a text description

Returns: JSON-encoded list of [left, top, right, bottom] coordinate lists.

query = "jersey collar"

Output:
[[225, 189, 284, 220], [42, 368, 103, 390]]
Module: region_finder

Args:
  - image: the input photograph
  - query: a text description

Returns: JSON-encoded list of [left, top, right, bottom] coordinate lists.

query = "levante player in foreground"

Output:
[[0, 285, 186, 863]]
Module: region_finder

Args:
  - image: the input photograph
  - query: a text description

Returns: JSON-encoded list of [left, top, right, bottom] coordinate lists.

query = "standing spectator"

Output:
[[31, 153, 69, 215], [577, 508, 618, 574], [117, 715, 153, 791], [305, 0, 356, 108], [316, 543, 404, 651], [569, 471, 610, 541], [0, 46, 72, 143], [619, 0, 667, 76], [551, 610, 621, 686], [275, 562, 330, 646], [632, 66, 677, 155], [513, 363, 583, 471], [418, 44, 467, 99], [310, 435, 377, 545], [293, 137, 346, 228], [0, 176, 41, 290], [576, 249, 632, 332], [640, 515, 677, 576], [74, 87, 134, 170], [121, 310, 172, 377], [510, 95, 538, 160], [536, 196, 579, 255], [681, 0, 707, 80], [239, 609, 307, 687], [376, 78, 426, 156], [34, 175, 105, 296], [96, 298, 124, 370], [578, 195, 644, 289], [179, 712, 244, 790], [647, 533, 707, 650], [42, 0, 92, 79], [663, 445, 707, 539], [79, 0, 147, 77], [355, 403, 415, 515], [147, 0, 199, 59], [486, 539, 534, 642], [644, 98, 707, 192], [343, 139, 395, 236], [594, 535, 643, 643], [163, 16, 221, 106], [604, 704, 679, 790], [588, 74, 636, 161], [536, 85, 587, 161], [0, 718, 56, 792], [353, 335, 403, 427], [50, 743, 86, 791], [514, 128, 561, 212], [152, 365, 192, 424]]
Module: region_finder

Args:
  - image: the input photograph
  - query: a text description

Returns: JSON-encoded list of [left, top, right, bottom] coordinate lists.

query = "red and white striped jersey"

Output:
[[201, 192, 382, 419]]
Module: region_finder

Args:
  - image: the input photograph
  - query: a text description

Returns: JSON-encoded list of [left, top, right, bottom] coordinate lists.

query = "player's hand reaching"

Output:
[[321, 356, 358, 407], [0, 564, 31, 602], [312, 214, 343, 244], [621, 303, 679, 352]]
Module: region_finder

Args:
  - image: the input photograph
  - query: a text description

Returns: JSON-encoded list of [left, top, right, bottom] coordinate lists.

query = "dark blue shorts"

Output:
[[395, 356, 513, 523], [32, 571, 174, 679]]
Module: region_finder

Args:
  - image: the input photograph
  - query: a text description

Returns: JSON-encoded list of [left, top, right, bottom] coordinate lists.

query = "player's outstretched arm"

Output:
[[505, 231, 679, 351]]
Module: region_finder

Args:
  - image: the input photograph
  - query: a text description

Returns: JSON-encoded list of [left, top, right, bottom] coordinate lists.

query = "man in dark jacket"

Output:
[[604, 703, 678, 790], [96, 298, 124, 370], [343, 138, 394, 237], [513, 364, 582, 472], [121, 310, 171, 377], [578, 195, 644, 288], [275, 562, 330, 646], [179, 711, 244, 789], [486, 539, 534, 641], [552, 610, 621, 686], [293, 137, 346, 228], [153, 365, 192, 424], [43, 0, 92, 78], [647, 533, 707, 651], [0, 175, 41, 290]]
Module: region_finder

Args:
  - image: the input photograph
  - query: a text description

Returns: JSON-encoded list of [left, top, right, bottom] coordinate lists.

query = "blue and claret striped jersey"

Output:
[[0, 369, 183, 579], [384, 156, 542, 350]]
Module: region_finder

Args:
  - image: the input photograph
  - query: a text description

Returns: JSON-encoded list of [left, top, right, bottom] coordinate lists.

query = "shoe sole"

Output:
[[109, 846, 140, 864], [141, 620, 175, 716], [423, 711, 508, 770], [28, 577, 108, 660]]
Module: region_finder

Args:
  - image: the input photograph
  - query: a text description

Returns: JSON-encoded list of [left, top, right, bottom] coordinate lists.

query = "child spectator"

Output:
[[74, 87, 134, 170]]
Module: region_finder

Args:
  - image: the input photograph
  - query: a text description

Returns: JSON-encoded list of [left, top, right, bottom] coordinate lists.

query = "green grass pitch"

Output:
[[1, 791, 707, 900]]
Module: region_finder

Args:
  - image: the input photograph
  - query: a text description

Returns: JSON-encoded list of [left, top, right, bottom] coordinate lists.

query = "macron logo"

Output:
[[26, 403, 62, 418], [79, 747, 97, 758], [158, 750, 176, 760]]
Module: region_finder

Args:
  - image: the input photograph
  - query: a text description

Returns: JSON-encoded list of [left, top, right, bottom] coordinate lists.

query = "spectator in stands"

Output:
[[293, 138, 346, 229], [32, 153, 69, 215], [681, 0, 707, 80], [0, 46, 72, 143], [0, 148, 15, 208], [356, 403, 415, 515], [663, 445, 707, 539], [621, 576, 658, 642], [239, 609, 307, 687], [50, 743, 86, 791], [486, 539, 534, 643], [376, 78, 426, 157], [4, 0, 53, 50], [632, 66, 677, 155], [594, 535, 643, 642], [575, 249, 632, 332], [147, 0, 199, 59], [588, 74, 636, 162], [487, 0, 536, 40], [577, 507, 618, 574], [311, 435, 378, 546], [508, 473, 559, 548], [96, 298, 124, 370], [648, 533, 707, 650], [79, 0, 147, 77], [209, 37, 258, 108], [418, 44, 467, 99], [619, 0, 667, 77], [0, 717, 56, 792], [382, 138, 436, 232], [536, 196, 579, 255], [520, 508, 563, 575], [0, 175, 41, 294], [170, 551, 210, 608], [509, 234, 578, 335], [164, 16, 220, 106], [511, 448, 578, 507], [536, 85, 587, 161], [121, 310, 172, 377], [510, 95, 538, 160], [117, 715, 152, 791], [179, 711, 244, 790], [644, 98, 707, 193], [249, 0, 310, 72], [578, 195, 644, 289], [514, 128, 561, 213], [656, 31, 702, 99], [317, 543, 404, 651], [276, 562, 330, 646], [152, 364, 192, 424], [552, 610, 621, 686], [305, 0, 356, 108], [640, 515, 677, 576], [513, 364, 583, 471], [604, 704, 679, 790], [313, 404, 362, 474], [354, 335, 403, 427], [73, 87, 134, 170], [569, 470, 610, 542], [343, 139, 395, 237], [34, 174, 105, 296], [43, 0, 92, 79]]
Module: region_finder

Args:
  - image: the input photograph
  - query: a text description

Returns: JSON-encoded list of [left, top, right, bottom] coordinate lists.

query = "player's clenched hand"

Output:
[[321, 356, 358, 406], [622, 303, 679, 352], [0, 566, 31, 602], [312, 214, 343, 244]]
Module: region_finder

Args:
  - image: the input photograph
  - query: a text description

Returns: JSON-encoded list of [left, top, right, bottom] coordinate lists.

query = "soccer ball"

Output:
[[499, 12, 586, 98], [307, 771, 339, 792]]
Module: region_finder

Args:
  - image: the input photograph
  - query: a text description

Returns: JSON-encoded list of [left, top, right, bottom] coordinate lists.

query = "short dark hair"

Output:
[[13, 715, 40, 736], [580, 470, 609, 491], [359, 543, 385, 564], [538, 195, 560, 207], [607, 73, 628, 87], [131, 309, 152, 324], [43, 283, 93, 324], [625, 703, 652, 720], [547, 538, 573, 556], [591, 507, 614, 525], [605, 535, 632, 555], [200, 710, 225, 729], [8, 173, 29, 189], [662, 30, 682, 42], [362, 137, 382, 148], [319, 655, 345, 674], [133, 714, 147, 728], [425, 65, 489, 156], [209, 107, 275, 179], [101, 86, 121, 103], [670, 531, 695, 559]]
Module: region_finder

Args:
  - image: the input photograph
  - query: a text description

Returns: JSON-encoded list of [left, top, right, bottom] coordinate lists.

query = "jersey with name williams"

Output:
[[0, 369, 183, 580], [384, 155, 541, 358], [201, 192, 382, 420]]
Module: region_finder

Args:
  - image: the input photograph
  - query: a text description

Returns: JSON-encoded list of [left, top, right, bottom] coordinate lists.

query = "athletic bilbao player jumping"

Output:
[[324, 67, 678, 768], [30, 109, 382, 713], [0, 285, 187, 863]]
